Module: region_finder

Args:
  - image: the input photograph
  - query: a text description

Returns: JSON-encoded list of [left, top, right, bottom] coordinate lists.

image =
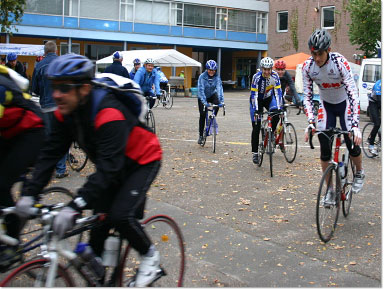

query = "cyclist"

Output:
[[274, 60, 303, 115], [129, 58, 141, 80], [197, 60, 224, 145], [15, 54, 163, 287], [303, 29, 365, 203], [367, 79, 381, 155], [133, 58, 161, 109], [0, 65, 44, 268], [156, 67, 169, 91], [250, 57, 283, 164], [5, 53, 27, 78], [104, 51, 130, 79]]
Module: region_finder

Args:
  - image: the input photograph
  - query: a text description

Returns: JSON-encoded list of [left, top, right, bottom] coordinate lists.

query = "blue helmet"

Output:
[[133, 58, 141, 64], [113, 51, 123, 60], [206, 60, 217, 70], [372, 80, 381, 95], [7, 53, 17, 61], [47, 53, 94, 81]]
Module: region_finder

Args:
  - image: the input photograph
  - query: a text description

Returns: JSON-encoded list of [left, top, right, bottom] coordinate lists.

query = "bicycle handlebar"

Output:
[[309, 128, 353, 150]]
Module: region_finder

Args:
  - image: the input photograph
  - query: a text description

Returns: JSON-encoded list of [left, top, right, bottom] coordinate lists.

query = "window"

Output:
[[171, 3, 182, 26], [64, 0, 78, 16], [277, 11, 288, 32], [227, 9, 256, 32], [60, 43, 80, 55], [362, 64, 381, 83], [257, 12, 267, 34], [121, 0, 134, 22], [322, 6, 334, 29], [85, 44, 123, 61], [80, 0, 119, 20], [26, 0, 63, 15], [181, 4, 215, 28], [216, 8, 227, 30]]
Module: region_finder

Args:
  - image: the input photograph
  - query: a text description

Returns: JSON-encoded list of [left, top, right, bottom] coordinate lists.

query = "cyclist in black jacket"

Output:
[[15, 54, 163, 287]]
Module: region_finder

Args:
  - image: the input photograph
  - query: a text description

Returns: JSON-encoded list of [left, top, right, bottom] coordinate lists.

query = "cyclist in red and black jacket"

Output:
[[0, 65, 45, 265], [15, 54, 163, 287]]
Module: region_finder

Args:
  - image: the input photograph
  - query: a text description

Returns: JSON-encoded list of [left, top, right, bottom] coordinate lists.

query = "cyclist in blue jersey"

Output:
[[197, 60, 224, 145], [133, 58, 161, 109], [250, 57, 283, 164], [130, 58, 141, 80], [368, 79, 381, 155], [156, 67, 168, 91]]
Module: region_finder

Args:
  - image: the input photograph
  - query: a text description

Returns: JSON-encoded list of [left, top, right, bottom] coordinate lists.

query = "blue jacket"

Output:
[[31, 52, 57, 109], [133, 67, 160, 95], [157, 70, 168, 83], [104, 61, 130, 79], [197, 71, 224, 105], [129, 67, 138, 80]]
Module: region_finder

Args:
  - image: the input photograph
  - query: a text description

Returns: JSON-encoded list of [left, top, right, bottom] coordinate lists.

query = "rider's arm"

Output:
[[133, 68, 144, 87], [302, 60, 315, 123], [250, 73, 259, 111], [272, 71, 283, 110], [197, 74, 208, 105], [215, 75, 224, 103], [153, 71, 161, 95]]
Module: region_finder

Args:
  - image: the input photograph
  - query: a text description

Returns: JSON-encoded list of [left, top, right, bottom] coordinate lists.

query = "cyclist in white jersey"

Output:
[[303, 29, 365, 199]]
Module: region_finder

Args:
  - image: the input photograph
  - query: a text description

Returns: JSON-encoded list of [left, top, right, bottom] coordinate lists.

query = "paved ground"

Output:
[[20, 91, 382, 287]]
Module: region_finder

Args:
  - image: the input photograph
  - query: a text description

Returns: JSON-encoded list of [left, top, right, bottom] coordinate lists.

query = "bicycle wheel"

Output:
[[267, 130, 273, 177], [117, 215, 185, 287], [67, 142, 88, 172], [316, 165, 340, 243], [257, 127, 265, 167], [145, 110, 156, 134], [212, 118, 217, 153], [342, 153, 355, 217], [282, 123, 297, 163], [163, 91, 173, 109], [0, 258, 74, 287], [362, 122, 378, 158]]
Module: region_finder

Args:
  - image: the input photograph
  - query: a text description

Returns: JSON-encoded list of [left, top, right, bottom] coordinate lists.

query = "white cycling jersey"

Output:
[[302, 52, 359, 128]]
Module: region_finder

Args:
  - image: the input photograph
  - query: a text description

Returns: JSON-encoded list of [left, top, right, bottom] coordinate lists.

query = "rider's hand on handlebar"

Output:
[[15, 196, 35, 219], [53, 206, 80, 239], [218, 103, 224, 107], [350, 127, 362, 145], [304, 123, 316, 142]]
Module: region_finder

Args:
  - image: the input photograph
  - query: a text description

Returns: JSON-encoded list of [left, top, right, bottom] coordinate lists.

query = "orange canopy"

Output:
[[275, 52, 311, 70]]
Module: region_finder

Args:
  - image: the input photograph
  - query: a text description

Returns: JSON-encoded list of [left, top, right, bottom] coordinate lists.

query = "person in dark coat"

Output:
[[104, 51, 130, 79]]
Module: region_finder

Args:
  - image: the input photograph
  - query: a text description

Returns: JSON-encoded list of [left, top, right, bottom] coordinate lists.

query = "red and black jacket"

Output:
[[24, 91, 162, 210]]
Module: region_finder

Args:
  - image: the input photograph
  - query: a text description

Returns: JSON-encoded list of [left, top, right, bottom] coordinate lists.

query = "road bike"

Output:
[[361, 122, 381, 158], [200, 104, 225, 153], [256, 108, 298, 177], [1, 202, 185, 287], [309, 128, 356, 243], [154, 84, 173, 109], [145, 96, 156, 134], [67, 141, 88, 172]]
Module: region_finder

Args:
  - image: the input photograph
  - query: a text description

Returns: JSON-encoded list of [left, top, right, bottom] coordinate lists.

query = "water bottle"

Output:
[[102, 236, 120, 267], [276, 123, 283, 135], [75, 243, 105, 279]]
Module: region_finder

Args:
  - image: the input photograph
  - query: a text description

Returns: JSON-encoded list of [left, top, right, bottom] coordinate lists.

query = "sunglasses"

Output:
[[51, 83, 82, 93]]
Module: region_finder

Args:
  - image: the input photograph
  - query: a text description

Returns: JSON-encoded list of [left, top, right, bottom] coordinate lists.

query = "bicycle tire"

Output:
[[212, 118, 217, 153], [316, 164, 340, 243], [117, 215, 185, 287], [257, 127, 265, 167], [67, 142, 88, 172], [0, 258, 74, 287], [164, 91, 173, 109], [145, 110, 156, 134], [362, 122, 379, 158], [267, 130, 273, 177], [342, 152, 355, 217], [282, 123, 297, 163]]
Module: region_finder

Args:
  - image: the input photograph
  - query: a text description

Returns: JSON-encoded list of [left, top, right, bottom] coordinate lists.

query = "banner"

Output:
[[0, 44, 44, 56]]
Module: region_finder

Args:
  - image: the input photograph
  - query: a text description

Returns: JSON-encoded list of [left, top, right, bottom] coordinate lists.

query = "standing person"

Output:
[[133, 58, 161, 109], [32, 41, 68, 178], [5, 53, 27, 78], [274, 60, 303, 115], [249, 57, 283, 164], [0, 65, 45, 267], [303, 29, 364, 200], [197, 60, 224, 145], [367, 79, 381, 155], [104, 51, 130, 78], [156, 67, 168, 91], [129, 58, 141, 80], [15, 54, 163, 287]]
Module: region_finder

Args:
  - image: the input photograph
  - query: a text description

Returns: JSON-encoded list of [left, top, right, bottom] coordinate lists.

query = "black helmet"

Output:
[[47, 54, 94, 81], [308, 29, 331, 52]]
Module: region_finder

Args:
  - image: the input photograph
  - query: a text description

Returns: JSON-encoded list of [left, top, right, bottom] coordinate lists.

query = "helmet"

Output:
[[113, 51, 123, 60], [7, 53, 17, 62], [274, 60, 286, 69], [260, 57, 274, 68], [205, 60, 217, 70], [156, 66, 161, 71], [308, 29, 331, 52], [46, 53, 94, 81], [373, 80, 381, 96], [133, 58, 141, 64], [144, 58, 155, 65]]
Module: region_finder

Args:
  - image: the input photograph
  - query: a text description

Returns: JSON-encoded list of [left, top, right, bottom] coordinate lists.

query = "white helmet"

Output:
[[144, 58, 155, 64], [260, 57, 274, 69]]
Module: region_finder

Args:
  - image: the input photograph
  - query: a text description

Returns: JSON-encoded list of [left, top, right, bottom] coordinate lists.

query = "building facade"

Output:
[[1, 0, 270, 89], [268, 0, 363, 62]]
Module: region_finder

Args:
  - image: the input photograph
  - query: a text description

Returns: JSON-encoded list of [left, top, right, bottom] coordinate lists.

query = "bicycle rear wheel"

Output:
[[145, 110, 156, 134], [316, 165, 340, 243], [0, 258, 74, 287], [118, 215, 185, 287], [342, 152, 355, 217], [282, 123, 297, 163], [67, 142, 88, 172], [267, 130, 273, 177], [362, 122, 379, 158], [163, 91, 173, 109]]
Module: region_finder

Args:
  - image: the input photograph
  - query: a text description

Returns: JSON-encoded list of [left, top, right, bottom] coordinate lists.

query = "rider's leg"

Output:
[[198, 99, 206, 142], [368, 101, 381, 145]]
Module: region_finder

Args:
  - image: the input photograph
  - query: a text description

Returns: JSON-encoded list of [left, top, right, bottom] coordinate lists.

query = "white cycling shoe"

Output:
[[135, 249, 161, 287]]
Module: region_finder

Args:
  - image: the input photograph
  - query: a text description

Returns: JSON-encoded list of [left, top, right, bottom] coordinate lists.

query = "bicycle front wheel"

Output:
[[67, 142, 88, 172], [282, 123, 297, 163], [212, 118, 217, 153], [257, 127, 265, 167], [362, 122, 378, 158], [0, 259, 74, 287], [316, 165, 340, 243], [267, 130, 273, 177], [118, 215, 185, 287], [145, 110, 156, 134], [342, 153, 355, 217], [163, 92, 173, 109]]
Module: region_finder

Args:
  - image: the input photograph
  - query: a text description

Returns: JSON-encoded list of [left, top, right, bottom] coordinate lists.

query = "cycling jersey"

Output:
[[302, 52, 359, 128]]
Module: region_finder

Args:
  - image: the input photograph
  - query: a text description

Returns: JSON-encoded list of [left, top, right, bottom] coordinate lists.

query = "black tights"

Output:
[[198, 93, 220, 136]]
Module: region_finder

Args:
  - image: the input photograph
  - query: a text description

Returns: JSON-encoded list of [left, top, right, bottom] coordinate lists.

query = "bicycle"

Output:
[[1, 203, 185, 287], [361, 122, 381, 158], [256, 108, 298, 177], [154, 84, 173, 109], [145, 96, 156, 134], [309, 128, 356, 243], [67, 141, 88, 172], [200, 104, 225, 153]]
